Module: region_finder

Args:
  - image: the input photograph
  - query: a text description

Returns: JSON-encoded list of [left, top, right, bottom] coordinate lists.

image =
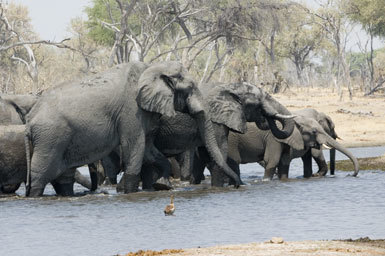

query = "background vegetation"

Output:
[[1, 0, 385, 97]]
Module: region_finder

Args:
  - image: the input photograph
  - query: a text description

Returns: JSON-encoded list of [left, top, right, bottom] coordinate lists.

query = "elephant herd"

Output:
[[0, 61, 359, 197]]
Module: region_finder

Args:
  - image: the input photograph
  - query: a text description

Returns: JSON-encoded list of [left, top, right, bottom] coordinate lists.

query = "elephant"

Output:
[[224, 114, 359, 182], [0, 93, 96, 195], [292, 108, 338, 176], [24, 61, 241, 196], [0, 125, 94, 195], [140, 81, 296, 188]]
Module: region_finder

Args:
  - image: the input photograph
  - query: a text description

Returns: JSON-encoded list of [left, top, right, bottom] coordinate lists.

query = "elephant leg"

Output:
[[179, 149, 195, 181], [101, 150, 121, 185], [302, 149, 313, 178], [227, 157, 243, 185], [117, 133, 145, 193], [28, 146, 67, 197], [169, 157, 181, 179], [208, 163, 226, 187], [74, 169, 93, 190], [311, 148, 328, 177], [277, 150, 291, 180], [51, 168, 76, 196], [329, 148, 336, 175], [190, 147, 208, 184], [144, 139, 173, 191], [262, 147, 282, 181], [87, 163, 98, 191], [140, 163, 159, 190]]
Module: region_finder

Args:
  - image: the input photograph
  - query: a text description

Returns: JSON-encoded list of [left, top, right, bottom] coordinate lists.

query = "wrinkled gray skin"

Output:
[[292, 108, 338, 176], [145, 82, 296, 187], [25, 61, 238, 196], [226, 115, 359, 182], [0, 96, 94, 195]]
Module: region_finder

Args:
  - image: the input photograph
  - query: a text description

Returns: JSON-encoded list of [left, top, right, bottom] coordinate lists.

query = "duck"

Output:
[[164, 195, 175, 216]]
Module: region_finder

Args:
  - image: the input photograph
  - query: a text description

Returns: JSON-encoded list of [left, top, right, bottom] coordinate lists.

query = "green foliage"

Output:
[[347, 0, 385, 37]]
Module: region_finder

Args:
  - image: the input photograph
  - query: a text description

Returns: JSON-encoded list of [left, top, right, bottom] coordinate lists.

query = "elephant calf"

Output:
[[0, 125, 94, 195]]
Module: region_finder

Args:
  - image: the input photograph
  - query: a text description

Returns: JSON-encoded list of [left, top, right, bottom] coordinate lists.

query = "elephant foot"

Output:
[[52, 182, 74, 196], [117, 173, 140, 193], [152, 177, 173, 191], [26, 186, 45, 197]]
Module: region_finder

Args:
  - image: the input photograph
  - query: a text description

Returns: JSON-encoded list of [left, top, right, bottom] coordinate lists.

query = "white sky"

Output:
[[9, 0, 383, 50], [12, 0, 90, 40]]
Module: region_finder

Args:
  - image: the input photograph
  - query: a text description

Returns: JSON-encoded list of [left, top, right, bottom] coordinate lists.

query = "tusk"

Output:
[[336, 136, 343, 140], [274, 114, 296, 119], [323, 144, 332, 149]]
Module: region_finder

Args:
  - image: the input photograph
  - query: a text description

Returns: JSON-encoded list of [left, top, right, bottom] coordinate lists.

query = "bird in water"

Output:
[[164, 195, 175, 216]]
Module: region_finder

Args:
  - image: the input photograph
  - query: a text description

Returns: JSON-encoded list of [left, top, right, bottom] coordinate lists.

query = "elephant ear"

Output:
[[136, 62, 183, 117], [208, 89, 247, 133], [275, 125, 304, 151]]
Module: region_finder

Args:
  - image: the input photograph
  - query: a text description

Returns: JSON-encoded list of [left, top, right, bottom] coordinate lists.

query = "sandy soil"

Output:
[[273, 88, 385, 148], [122, 238, 385, 256]]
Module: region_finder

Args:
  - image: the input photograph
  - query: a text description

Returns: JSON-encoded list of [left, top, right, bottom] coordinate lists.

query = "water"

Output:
[[1, 146, 385, 256]]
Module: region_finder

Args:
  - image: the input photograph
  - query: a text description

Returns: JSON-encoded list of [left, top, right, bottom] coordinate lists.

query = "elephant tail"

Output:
[[24, 125, 32, 196]]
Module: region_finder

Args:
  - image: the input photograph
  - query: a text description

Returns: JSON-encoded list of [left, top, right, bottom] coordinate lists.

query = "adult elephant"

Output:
[[292, 108, 338, 176], [226, 115, 359, 182], [24, 61, 241, 196], [146, 82, 296, 188], [0, 96, 95, 195]]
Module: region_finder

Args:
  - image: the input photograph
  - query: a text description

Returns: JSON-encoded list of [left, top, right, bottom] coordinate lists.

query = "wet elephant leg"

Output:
[[169, 157, 181, 179], [87, 163, 98, 191], [227, 157, 243, 186], [302, 149, 313, 178], [329, 148, 336, 175], [277, 150, 291, 180], [190, 147, 209, 185], [311, 148, 328, 176], [179, 149, 195, 181], [101, 150, 121, 185], [140, 163, 160, 190], [51, 168, 76, 196], [118, 133, 146, 193], [262, 148, 282, 181]]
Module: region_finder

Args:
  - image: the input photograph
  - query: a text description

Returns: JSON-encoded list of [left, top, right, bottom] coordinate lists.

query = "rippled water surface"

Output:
[[1, 147, 385, 256]]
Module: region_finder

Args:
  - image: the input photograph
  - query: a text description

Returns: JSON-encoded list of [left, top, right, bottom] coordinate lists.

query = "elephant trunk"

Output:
[[324, 137, 359, 177], [195, 111, 240, 187], [260, 94, 295, 139]]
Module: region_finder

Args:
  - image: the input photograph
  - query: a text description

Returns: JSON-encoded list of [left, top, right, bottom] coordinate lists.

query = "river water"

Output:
[[1, 146, 385, 256]]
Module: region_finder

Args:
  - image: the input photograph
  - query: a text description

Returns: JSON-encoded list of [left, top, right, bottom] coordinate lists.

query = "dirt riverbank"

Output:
[[275, 88, 385, 148], [122, 238, 385, 256]]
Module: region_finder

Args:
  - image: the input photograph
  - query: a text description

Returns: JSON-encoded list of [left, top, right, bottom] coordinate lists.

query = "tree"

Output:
[[347, 0, 385, 95]]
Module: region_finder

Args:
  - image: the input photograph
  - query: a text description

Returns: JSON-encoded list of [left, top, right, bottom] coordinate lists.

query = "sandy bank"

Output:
[[274, 88, 385, 148], [122, 238, 385, 256]]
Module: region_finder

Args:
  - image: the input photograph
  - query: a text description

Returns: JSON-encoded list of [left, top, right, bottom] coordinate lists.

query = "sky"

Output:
[[12, 0, 90, 40], [8, 0, 383, 50]]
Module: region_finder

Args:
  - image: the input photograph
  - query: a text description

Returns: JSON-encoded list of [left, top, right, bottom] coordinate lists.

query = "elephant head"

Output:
[[203, 82, 295, 139], [294, 116, 359, 177], [136, 62, 241, 186]]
